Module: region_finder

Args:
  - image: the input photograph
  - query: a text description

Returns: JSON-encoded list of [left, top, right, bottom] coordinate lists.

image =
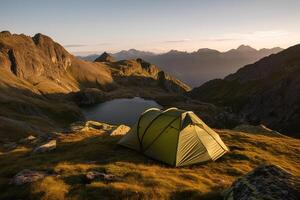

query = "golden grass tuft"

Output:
[[31, 176, 70, 200], [0, 127, 299, 199]]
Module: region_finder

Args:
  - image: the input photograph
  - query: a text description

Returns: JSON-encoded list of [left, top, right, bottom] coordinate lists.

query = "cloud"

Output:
[[205, 30, 290, 42], [64, 44, 87, 48], [64, 43, 111, 48], [163, 39, 191, 43], [204, 38, 239, 42]]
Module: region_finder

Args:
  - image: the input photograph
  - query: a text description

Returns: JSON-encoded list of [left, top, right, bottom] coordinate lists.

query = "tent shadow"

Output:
[[52, 134, 160, 166]]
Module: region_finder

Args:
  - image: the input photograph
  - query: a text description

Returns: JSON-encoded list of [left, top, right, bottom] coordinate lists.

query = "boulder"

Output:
[[224, 165, 300, 200], [110, 125, 130, 136], [85, 121, 114, 131], [70, 121, 114, 132], [33, 140, 56, 153], [11, 169, 48, 185], [18, 135, 37, 144]]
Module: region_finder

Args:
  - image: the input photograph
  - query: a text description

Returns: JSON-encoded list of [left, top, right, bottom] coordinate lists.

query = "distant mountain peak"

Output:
[[167, 49, 185, 54], [236, 45, 256, 52], [127, 48, 139, 53], [0, 30, 12, 37], [94, 52, 114, 62], [196, 48, 220, 54], [259, 47, 284, 52]]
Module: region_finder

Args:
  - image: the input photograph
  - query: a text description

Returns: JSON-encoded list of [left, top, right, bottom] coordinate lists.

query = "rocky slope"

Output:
[[190, 44, 300, 137], [0, 31, 190, 141], [0, 31, 113, 94]]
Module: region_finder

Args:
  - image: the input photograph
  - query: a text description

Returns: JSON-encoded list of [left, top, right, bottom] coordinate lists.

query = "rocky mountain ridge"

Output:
[[78, 45, 283, 86], [190, 44, 300, 137]]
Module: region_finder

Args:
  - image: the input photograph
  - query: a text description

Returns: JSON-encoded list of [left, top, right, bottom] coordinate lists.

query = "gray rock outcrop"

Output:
[[11, 169, 48, 185], [224, 165, 300, 200]]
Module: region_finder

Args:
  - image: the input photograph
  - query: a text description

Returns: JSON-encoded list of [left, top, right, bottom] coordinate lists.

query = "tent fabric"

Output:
[[118, 107, 229, 167]]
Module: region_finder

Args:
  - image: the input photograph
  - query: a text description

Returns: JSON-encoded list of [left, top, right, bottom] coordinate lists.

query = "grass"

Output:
[[0, 126, 299, 200]]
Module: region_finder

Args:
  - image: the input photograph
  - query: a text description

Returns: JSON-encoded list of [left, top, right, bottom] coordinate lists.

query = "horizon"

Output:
[[1, 0, 300, 54], [71, 44, 284, 56]]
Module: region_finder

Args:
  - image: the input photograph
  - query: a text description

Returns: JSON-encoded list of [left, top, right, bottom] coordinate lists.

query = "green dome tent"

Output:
[[118, 107, 229, 167]]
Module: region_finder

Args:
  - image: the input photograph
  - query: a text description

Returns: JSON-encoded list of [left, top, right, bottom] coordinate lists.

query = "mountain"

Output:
[[190, 44, 300, 137], [0, 31, 189, 141], [78, 49, 156, 62], [77, 54, 99, 61], [94, 52, 114, 62], [113, 49, 156, 60], [145, 45, 283, 87], [79, 46, 283, 87]]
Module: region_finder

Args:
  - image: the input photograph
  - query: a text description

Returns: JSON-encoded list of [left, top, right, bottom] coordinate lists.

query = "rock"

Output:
[[86, 171, 117, 182], [224, 165, 300, 200], [11, 169, 48, 185], [85, 121, 113, 131], [18, 135, 37, 144], [70, 121, 114, 133], [69, 121, 86, 131], [110, 125, 130, 136], [33, 140, 56, 153]]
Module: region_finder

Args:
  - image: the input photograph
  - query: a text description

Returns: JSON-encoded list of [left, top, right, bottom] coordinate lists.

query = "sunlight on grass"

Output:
[[0, 128, 299, 199], [32, 176, 70, 200]]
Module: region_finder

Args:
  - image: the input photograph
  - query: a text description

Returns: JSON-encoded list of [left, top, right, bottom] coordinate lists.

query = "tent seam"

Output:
[[139, 112, 166, 150], [142, 116, 180, 153], [140, 108, 184, 151], [136, 109, 152, 150], [174, 113, 183, 166], [202, 127, 228, 153]]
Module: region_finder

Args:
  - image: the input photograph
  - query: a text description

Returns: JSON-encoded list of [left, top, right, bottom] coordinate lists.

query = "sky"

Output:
[[1, 0, 300, 55]]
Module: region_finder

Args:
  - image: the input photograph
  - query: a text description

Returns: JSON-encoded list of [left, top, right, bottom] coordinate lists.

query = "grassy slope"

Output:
[[0, 126, 299, 200]]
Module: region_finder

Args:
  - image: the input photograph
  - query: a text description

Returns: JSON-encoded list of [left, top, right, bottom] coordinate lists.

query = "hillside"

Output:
[[0, 121, 299, 199], [190, 44, 300, 137], [79, 46, 283, 87], [0, 31, 190, 142]]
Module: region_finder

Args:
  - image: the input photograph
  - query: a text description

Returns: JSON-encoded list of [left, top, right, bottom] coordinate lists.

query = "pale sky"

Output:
[[1, 0, 300, 54]]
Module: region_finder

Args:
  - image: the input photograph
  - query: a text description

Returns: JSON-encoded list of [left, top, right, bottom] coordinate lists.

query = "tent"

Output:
[[118, 107, 229, 167]]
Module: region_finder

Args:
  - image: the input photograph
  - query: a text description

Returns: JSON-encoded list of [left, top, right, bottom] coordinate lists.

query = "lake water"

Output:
[[82, 97, 162, 125]]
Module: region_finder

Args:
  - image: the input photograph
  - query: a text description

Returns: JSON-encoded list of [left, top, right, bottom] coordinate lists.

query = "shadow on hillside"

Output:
[[0, 85, 84, 142], [0, 75, 190, 142]]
